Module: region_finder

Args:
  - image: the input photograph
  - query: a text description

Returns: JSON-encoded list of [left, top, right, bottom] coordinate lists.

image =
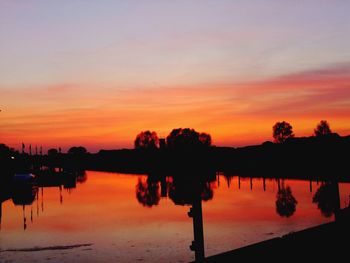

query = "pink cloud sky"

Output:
[[1, 63, 350, 152]]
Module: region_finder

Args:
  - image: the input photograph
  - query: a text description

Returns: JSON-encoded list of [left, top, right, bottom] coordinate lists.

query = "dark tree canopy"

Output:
[[272, 121, 294, 143], [199, 132, 212, 147], [0, 144, 15, 164], [275, 186, 298, 217], [314, 120, 332, 137], [134, 130, 159, 149], [68, 146, 88, 155], [166, 128, 212, 149], [47, 148, 58, 156], [0, 144, 12, 156]]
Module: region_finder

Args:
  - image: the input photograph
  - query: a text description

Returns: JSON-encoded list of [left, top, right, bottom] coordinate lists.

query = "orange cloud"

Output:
[[1, 63, 350, 152]]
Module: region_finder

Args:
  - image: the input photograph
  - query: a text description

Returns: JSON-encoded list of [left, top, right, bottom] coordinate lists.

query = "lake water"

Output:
[[1, 171, 350, 262]]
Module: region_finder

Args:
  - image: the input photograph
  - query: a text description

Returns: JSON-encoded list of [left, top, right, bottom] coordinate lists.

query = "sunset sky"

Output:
[[1, 1, 350, 152]]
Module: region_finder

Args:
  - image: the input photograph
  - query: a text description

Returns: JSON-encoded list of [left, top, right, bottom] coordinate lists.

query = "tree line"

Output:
[[135, 120, 334, 150], [134, 128, 212, 150], [272, 120, 333, 143], [0, 119, 336, 157]]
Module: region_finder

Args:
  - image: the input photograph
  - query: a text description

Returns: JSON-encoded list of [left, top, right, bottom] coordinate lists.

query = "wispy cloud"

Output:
[[1, 63, 350, 151]]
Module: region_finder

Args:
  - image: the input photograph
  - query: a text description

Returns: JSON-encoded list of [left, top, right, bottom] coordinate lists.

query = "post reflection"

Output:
[[188, 191, 205, 262], [222, 174, 343, 219], [0, 168, 87, 231], [2, 169, 350, 262], [170, 172, 214, 262], [11, 184, 38, 230], [133, 171, 347, 262]]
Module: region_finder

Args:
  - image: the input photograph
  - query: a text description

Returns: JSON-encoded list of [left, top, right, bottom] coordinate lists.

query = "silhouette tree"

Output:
[[134, 130, 159, 149], [166, 128, 212, 149], [275, 186, 298, 217], [68, 146, 87, 155], [273, 121, 294, 143], [0, 144, 14, 162], [314, 120, 332, 137], [47, 148, 58, 156], [0, 144, 17, 178], [312, 182, 338, 217], [0, 144, 11, 155], [199, 132, 212, 147], [136, 177, 160, 207]]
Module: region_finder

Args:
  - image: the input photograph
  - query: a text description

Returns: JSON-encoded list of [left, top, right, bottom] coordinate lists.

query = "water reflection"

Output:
[[11, 185, 38, 231], [275, 180, 298, 218], [135, 171, 215, 261], [0, 169, 87, 231], [168, 175, 214, 206], [136, 177, 161, 207], [2, 170, 350, 262], [168, 172, 215, 262], [12, 185, 38, 206], [313, 182, 341, 218], [132, 172, 349, 261], [188, 191, 205, 262]]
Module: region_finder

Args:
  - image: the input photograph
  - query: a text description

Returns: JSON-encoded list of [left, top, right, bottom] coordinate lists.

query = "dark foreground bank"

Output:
[[201, 207, 350, 262]]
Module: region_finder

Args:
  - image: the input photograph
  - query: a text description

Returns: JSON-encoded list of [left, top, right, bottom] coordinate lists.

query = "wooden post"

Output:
[[263, 177, 266, 192], [189, 196, 205, 262]]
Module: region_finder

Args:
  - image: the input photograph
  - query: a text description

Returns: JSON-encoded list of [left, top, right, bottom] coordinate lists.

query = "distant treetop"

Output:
[[166, 128, 212, 149], [0, 143, 16, 158], [272, 121, 294, 143], [68, 146, 88, 155], [314, 120, 332, 137], [134, 130, 159, 149], [47, 148, 58, 156]]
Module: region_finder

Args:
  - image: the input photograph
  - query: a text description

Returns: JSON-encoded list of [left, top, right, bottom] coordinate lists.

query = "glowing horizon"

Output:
[[1, 1, 350, 153]]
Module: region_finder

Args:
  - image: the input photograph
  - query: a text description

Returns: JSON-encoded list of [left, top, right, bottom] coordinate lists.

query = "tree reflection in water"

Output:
[[313, 182, 339, 218], [135, 172, 215, 207], [76, 170, 88, 184], [135, 170, 215, 262], [135, 177, 160, 207], [168, 178, 214, 206], [275, 180, 298, 218], [169, 173, 214, 262]]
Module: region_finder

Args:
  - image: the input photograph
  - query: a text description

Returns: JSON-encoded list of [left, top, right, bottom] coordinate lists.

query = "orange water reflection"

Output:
[[1, 171, 350, 262]]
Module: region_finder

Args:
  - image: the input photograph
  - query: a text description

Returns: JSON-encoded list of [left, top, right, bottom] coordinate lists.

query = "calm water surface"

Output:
[[1, 171, 350, 262]]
